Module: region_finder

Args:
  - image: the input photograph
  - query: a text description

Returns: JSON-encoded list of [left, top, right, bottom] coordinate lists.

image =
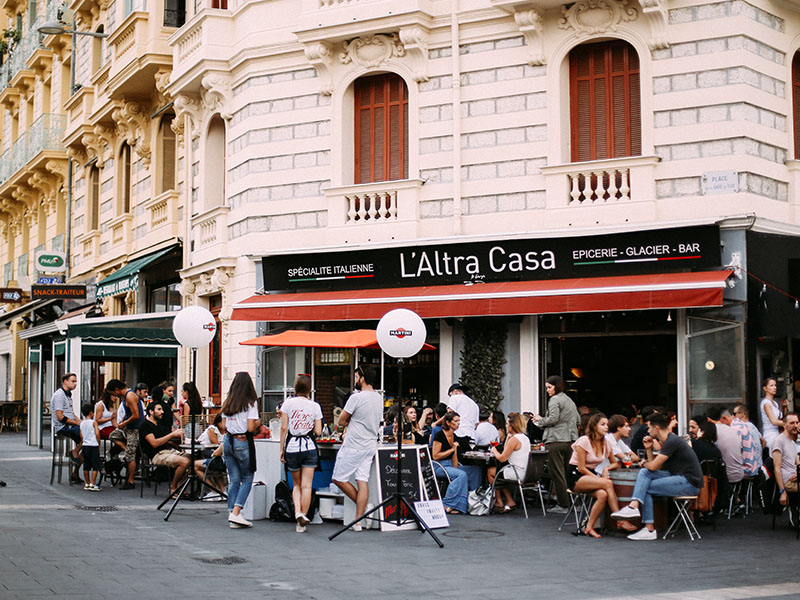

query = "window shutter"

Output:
[[161, 116, 176, 192], [354, 73, 408, 183], [570, 41, 641, 162], [89, 166, 99, 231], [794, 53, 800, 158]]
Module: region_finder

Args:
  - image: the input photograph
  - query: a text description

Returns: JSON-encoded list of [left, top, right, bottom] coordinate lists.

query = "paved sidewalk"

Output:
[[1, 432, 799, 600]]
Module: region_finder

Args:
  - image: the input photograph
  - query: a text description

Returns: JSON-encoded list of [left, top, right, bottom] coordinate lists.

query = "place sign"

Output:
[[262, 225, 721, 291], [0, 288, 23, 303], [37, 276, 61, 285], [35, 251, 67, 273], [32, 284, 86, 299]]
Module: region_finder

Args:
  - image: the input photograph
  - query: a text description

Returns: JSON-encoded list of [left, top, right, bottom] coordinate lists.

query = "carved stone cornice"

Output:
[[28, 169, 56, 216], [111, 100, 151, 168], [81, 124, 114, 167], [559, 0, 638, 37], [398, 26, 430, 82], [639, 0, 669, 49], [173, 93, 203, 141], [304, 41, 335, 95], [10, 184, 34, 209], [23, 204, 38, 227], [514, 9, 545, 65], [201, 74, 233, 121], [66, 145, 88, 165], [154, 68, 172, 107]]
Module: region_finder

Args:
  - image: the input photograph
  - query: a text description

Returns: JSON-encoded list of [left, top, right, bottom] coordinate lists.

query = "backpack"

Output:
[[268, 481, 295, 522]]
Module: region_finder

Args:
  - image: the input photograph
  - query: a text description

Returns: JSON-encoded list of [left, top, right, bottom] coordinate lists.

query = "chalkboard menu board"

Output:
[[376, 445, 441, 531]]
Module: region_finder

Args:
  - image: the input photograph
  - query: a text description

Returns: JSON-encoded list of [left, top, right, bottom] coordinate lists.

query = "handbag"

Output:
[[467, 486, 492, 516]]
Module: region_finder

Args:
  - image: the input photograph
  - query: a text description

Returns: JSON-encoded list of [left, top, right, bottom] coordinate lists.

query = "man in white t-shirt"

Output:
[[446, 383, 479, 441], [474, 410, 499, 447], [332, 365, 383, 530]]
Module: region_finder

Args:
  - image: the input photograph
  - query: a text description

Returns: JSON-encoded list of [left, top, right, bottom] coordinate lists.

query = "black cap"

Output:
[[448, 383, 464, 395]]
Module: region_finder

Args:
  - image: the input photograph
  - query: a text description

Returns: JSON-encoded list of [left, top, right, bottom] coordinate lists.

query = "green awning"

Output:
[[29, 348, 40, 363], [54, 341, 66, 356], [81, 344, 178, 358], [96, 246, 176, 299]]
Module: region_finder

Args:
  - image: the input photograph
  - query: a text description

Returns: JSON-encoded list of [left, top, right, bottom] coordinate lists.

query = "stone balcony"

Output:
[[105, 213, 133, 257], [190, 204, 229, 267], [140, 190, 180, 249], [169, 9, 233, 90], [0, 113, 66, 188]]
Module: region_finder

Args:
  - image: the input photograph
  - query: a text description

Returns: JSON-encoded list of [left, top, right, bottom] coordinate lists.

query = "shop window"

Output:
[[203, 114, 226, 210], [118, 143, 132, 214], [92, 25, 104, 74], [158, 114, 177, 193], [354, 73, 408, 184], [569, 40, 641, 162], [208, 295, 222, 404], [164, 0, 186, 26], [149, 282, 181, 312], [88, 165, 100, 231], [793, 52, 800, 158]]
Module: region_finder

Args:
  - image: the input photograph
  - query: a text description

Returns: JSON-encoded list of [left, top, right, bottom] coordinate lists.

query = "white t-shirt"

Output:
[[198, 425, 220, 446], [605, 433, 632, 457], [223, 403, 260, 434], [80, 418, 98, 447], [447, 393, 479, 440], [281, 396, 323, 452], [475, 421, 500, 446], [95, 401, 114, 430], [341, 390, 383, 451]]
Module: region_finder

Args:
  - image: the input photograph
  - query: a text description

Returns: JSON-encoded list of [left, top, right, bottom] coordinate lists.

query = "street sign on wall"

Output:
[[0, 288, 23, 302], [31, 285, 86, 299]]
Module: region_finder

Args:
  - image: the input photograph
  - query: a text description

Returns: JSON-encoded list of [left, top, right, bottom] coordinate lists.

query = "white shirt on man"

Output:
[[447, 393, 479, 440], [475, 421, 500, 446], [341, 390, 383, 451]]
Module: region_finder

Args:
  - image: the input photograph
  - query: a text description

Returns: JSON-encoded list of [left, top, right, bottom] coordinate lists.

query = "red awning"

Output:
[[239, 328, 435, 350], [231, 270, 733, 322]]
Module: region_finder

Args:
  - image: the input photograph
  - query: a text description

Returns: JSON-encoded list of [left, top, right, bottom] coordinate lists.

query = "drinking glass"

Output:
[[622, 453, 633, 468]]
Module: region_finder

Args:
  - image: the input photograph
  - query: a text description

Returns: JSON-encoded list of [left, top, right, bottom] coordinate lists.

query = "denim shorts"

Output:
[[285, 449, 318, 472]]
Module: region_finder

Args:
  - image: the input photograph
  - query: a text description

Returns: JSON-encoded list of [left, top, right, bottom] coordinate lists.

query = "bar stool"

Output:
[[663, 495, 701, 541], [50, 433, 76, 485], [558, 489, 593, 533]]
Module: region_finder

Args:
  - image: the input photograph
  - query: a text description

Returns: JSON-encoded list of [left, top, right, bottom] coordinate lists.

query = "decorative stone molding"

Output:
[[111, 100, 151, 167], [559, 0, 638, 37], [28, 169, 57, 215], [179, 278, 196, 297], [639, 0, 669, 49], [66, 145, 88, 165], [398, 26, 430, 82], [304, 41, 335, 95], [24, 205, 38, 227], [209, 267, 232, 290], [8, 217, 21, 238], [173, 93, 203, 141], [124, 290, 135, 313], [514, 9, 545, 65], [11, 185, 35, 210], [340, 33, 405, 69], [81, 125, 113, 168], [200, 74, 233, 121], [154, 68, 172, 108]]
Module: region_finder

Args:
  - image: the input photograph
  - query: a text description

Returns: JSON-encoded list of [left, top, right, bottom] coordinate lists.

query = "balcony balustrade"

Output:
[[0, 113, 65, 186]]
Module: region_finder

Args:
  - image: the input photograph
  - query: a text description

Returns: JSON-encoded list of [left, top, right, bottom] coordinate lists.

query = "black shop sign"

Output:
[[262, 225, 720, 292]]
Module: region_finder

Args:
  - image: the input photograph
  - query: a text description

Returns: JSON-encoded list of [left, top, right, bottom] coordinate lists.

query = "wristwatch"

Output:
[[780, 488, 786, 494]]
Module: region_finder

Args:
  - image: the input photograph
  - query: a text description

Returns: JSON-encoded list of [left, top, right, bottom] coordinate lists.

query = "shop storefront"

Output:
[[233, 224, 737, 430]]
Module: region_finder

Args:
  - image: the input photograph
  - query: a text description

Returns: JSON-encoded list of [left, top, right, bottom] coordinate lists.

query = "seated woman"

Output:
[[194, 415, 227, 500], [198, 414, 225, 456], [94, 390, 116, 440], [490, 410, 506, 446], [403, 405, 429, 445], [431, 413, 469, 514], [566, 412, 636, 538], [488, 412, 531, 512]]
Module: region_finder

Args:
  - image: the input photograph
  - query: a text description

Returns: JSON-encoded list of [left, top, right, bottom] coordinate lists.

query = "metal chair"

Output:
[[558, 489, 593, 533], [490, 462, 547, 519], [50, 432, 76, 485], [431, 460, 451, 497], [663, 495, 701, 541]]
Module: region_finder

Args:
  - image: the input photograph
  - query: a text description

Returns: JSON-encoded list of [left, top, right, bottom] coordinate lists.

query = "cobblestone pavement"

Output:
[[1, 432, 799, 600]]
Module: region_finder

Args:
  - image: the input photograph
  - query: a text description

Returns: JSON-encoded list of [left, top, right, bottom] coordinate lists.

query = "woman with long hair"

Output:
[[221, 372, 260, 528], [566, 412, 635, 538], [488, 412, 531, 512], [94, 390, 116, 440], [490, 410, 507, 445], [760, 377, 786, 445], [181, 381, 203, 438], [431, 412, 469, 514], [280, 373, 322, 533], [403, 405, 428, 444]]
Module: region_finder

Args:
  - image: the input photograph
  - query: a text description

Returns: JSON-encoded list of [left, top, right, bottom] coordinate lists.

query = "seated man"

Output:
[[770, 412, 799, 515], [474, 410, 499, 448], [139, 403, 191, 497], [51, 373, 82, 483], [611, 412, 703, 540]]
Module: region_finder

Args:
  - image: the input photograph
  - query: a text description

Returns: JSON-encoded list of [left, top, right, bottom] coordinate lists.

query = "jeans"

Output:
[[460, 464, 483, 491], [433, 459, 469, 513], [631, 469, 700, 524], [223, 436, 254, 512]]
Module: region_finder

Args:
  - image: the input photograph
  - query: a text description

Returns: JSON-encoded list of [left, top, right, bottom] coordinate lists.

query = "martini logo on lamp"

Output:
[[377, 309, 426, 358], [390, 328, 412, 339], [172, 306, 217, 348]]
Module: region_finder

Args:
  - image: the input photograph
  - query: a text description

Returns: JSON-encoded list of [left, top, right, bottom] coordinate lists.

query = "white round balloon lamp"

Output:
[[376, 308, 426, 358], [172, 305, 217, 349]]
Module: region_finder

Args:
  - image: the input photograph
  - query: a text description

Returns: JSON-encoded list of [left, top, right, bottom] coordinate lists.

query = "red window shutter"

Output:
[[570, 41, 641, 162], [354, 73, 408, 183], [793, 53, 800, 158]]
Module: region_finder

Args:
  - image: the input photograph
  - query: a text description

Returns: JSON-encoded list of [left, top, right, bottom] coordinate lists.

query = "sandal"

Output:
[[504, 504, 517, 513], [617, 520, 637, 532], [445, 507, 460, 514], [584, 527, 602, 538]]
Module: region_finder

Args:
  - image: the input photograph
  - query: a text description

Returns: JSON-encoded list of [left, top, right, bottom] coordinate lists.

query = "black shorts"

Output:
[[566, 465, 582, 490], [83, 446, 101, 471]]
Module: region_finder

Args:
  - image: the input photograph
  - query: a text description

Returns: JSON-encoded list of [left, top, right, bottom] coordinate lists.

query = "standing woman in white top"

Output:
[[760, 377, 787, 445], [280, 374, 323, 532], [488, 412, 531, 512], [221, 372, 261, 528], [94, 390, 116, 440]]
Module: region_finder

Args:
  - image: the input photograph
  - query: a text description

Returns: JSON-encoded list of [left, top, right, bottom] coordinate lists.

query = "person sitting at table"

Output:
[[606, 414, 637, 464], [567, 412, 636, 538], [194, 442, 226, 501], [490, 410, 506, 446], [199, 414, 225, 455], [475, 410, 500, 449], [403, 405, 429, 444], [488, 412, 530, 512], [94, 390, 116, 441], [687, 415, 704, 440], [181, 382, 204, 440], [139, 403, 191, 497], [432, 412, 469, 514], [428, 403, 449, 447]]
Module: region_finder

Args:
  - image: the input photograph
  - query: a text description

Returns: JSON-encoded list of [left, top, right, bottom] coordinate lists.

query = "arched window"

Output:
[[569, 40, 641, 162], [119, 143, 132, 214], [92, 25, 104, 74], [203, 115, 226, 210], [793, 52, 800, 158], [158, 114, 176, 194], [354, 73, 408, 183], [88, 164, 100, 230]]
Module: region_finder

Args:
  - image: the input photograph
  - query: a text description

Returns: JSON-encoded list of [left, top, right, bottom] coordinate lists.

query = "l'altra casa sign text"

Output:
[[262, 226, 721, 292]]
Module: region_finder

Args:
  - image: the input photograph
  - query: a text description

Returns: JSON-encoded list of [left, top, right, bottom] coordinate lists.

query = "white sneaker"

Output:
[[548, 505, 569, 514], [228, 512, 253, 528], [351, 522, 362, 532], [296, 523, 307, 533], [611, 505, 641, 520], [295, 513, 310, 527], [229, 521, 245, 529], [202, 492, 221, 502], [627, 528, 657, 541]]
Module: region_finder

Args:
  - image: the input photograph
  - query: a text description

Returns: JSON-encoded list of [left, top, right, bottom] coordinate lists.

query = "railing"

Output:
[[0, 17, 46, 89], [319, 0, 362, 5], [0, 113, 66, 185], [345, 190, 398, 223], [190, 205, 229, 263], [568, 169, 631, 205]]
